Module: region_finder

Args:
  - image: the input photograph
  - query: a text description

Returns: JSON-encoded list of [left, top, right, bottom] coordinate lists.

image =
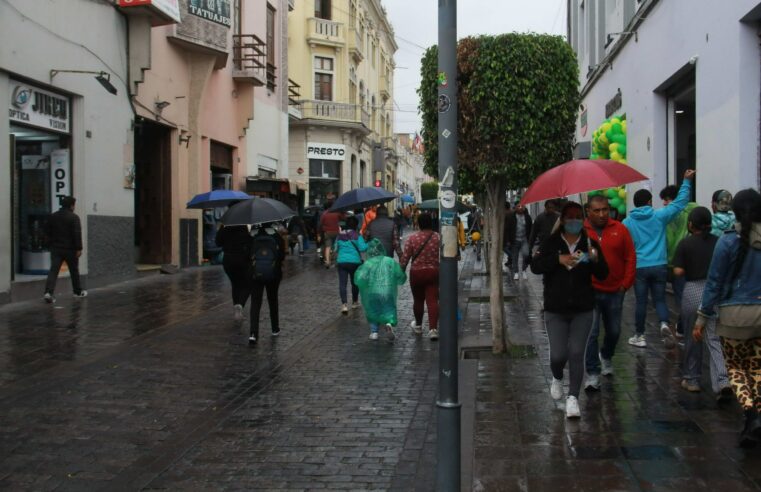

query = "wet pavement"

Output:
[[0, 246, 760, 490]]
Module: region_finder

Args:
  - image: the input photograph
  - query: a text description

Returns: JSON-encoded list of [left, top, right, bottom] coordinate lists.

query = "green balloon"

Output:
[[606, 130, 615, 142], [588, 190, 599, 197], [617, 204, 627, 216], [610, 197, 622, 208], [590, 154, 599, 160], [611, 123, 623, 134], [618, 144, 627, 156], [606, 188, 617, 199], [612, 134, 627, 145]]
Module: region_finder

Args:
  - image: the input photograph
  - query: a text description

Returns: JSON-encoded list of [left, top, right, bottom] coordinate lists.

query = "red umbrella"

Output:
[[519, 159, 648, 206]]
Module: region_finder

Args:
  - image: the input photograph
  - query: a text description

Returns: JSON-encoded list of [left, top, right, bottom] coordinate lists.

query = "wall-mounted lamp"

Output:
[[50, 69, 118, 95], [179, 132, 192, 147], [606, 31, 638, 46]]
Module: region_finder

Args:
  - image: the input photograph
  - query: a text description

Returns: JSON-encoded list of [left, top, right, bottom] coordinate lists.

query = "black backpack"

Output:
[[250, 233, 280, 281]]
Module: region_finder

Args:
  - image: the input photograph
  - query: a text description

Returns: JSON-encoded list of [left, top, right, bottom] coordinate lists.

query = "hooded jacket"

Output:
[[623, 178, 692, 269], [699, 223, 761, 318], [711, 211, 736, 237], [354, 239, 407, 325], [584, 218, 636, 292], [335, 230, 367, 264], [45, 207, 82, 251], [666, 202, 698, 266]]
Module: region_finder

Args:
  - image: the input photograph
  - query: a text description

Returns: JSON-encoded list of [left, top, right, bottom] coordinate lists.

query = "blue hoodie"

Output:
[[622, 178, 692, 269]]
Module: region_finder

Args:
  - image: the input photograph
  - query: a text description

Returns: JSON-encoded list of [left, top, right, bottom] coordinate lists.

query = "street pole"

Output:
[[436, 0, 460, 490]]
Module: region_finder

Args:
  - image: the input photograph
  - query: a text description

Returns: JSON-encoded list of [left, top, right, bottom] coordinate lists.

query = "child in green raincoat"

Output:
[[354, 238, 407, 340]]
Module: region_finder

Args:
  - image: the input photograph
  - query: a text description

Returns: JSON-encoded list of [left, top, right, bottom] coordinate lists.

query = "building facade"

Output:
[[569, 0, 761, 206], [0, 0, 135, 302], [287, 0, 398, 209]]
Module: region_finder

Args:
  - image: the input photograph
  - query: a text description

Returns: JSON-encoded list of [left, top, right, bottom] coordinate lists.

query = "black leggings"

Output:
[[545, 311, 594, 398], [250, 277, 281, 337], [223, 254, 251, 306]]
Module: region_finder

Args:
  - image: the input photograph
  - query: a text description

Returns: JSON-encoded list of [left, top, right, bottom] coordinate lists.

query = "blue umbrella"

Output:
[[329, 187, 397, 212], [400, 194, 415, 203], [187, 190, 250, 209]]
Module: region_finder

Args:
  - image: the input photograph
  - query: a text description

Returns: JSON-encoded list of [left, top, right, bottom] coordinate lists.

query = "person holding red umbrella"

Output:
[[531, 202, 608, 418]]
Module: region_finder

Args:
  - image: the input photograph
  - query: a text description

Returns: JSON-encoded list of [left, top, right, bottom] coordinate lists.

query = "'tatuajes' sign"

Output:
[[188, 0, 231, 27], [9, 81, 70, 134], [307, 143, 346, 161]]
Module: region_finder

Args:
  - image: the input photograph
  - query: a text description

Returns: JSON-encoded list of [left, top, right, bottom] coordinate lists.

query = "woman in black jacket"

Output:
[[215, 224, 252, 320], [531, 201, 608, 419]]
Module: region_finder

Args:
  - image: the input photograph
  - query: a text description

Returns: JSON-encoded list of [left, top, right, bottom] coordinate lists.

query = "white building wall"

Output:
[[0, 0, 133, 299], [573, 0, 761, 207]]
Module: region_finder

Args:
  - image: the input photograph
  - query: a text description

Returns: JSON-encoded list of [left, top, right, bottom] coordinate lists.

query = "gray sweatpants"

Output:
[[545, 310, 594, 398], [682, 279, 729, 392]]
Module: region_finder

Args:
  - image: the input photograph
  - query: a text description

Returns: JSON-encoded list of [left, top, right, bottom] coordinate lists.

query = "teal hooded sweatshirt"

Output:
[[622, 178, 692, 269]]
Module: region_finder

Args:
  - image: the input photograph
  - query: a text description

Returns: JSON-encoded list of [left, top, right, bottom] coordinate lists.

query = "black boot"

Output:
[[740, 409, 759, 448]]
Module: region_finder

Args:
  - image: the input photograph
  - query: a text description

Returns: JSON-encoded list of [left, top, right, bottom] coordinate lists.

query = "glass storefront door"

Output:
[[10, 124, 70, 275], [308, 158, 341, 206]]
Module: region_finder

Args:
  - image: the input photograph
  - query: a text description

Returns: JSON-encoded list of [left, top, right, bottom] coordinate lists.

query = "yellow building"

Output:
[[287, 0, 398, 209]]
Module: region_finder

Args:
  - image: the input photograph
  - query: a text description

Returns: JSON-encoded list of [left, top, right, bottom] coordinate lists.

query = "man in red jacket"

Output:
[[583, 195, 636, 390]]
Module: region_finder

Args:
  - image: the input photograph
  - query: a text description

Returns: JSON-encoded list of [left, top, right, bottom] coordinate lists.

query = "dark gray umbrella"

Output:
[[220, 197, 296, 226], [418, 198, 471, 214], [329, 186, 397, 212]]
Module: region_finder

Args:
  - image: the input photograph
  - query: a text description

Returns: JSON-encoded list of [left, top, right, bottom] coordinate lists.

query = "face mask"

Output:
[[564, 219, 584, 235]]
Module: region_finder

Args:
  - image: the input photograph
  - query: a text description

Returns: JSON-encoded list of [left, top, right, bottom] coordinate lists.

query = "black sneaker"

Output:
[[73, 290, 88, 298], [271, 328, 281, 337], [248, 335, 257, 345], [43, 292, 55, 304]]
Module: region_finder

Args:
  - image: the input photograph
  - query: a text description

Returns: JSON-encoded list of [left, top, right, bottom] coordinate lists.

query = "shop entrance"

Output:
[[667, 71, 696, 198], [134, 118, 172, 265], [10, 126, 71, 277]]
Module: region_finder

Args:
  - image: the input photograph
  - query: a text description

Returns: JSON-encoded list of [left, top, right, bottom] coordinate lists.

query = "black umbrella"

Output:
[[329, 187, 397, 212], [221, 197, 296, 226]]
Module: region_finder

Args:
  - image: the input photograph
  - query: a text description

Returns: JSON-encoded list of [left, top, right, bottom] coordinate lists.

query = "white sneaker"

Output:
[[385, 324, 395, 341], [233, 304, 244, 321], [410, 320, 423, 335], [369, 332, 379, 341], [43, 292, 55, 304], [550, 378, 563, 400], [522, 271, 528, 280], [429, 329, 439, 341], [584, 374, 600, 391], [341, 304, 349, 315], [351, 301, 360, 310], [600, 355, 614, 376], [628, 334, 646, 347], [73, 290, 88, 298], [660, 322, 676, 349], [513, 272, 519, 281], [566, 396, 581, 418]]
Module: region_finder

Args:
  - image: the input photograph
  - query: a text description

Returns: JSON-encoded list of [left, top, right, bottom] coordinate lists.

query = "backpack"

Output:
[[250, 233, 280, 281]]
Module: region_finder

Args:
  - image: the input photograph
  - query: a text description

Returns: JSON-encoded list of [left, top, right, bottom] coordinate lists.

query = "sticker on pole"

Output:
[[440, 190, 456, 209], [440, 210, 456, 226], [442, 129, 451, 139], [437, 71, 448, 88], [437, 94, 451, 113]]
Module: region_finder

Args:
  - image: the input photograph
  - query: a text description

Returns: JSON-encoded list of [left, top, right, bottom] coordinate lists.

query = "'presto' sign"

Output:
[[307, 143, 346, 161]]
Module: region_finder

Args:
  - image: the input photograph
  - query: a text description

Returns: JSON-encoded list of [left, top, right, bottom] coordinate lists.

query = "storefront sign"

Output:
[[50, 149, 71, 209], [9, 81, 70, 134], [188, 0, 231, 27], [605, 89, 622, 118], [118, 0, 181, 23], [307, 142, 346, 161]]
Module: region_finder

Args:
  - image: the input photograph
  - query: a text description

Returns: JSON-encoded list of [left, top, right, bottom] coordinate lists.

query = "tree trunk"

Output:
[[484, 178, 507, 353], [475, 191, 489, 273]]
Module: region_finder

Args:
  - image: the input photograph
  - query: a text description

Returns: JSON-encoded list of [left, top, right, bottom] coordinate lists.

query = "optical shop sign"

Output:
[[9, 81, 70, 134], [188, 0, 231, 26]]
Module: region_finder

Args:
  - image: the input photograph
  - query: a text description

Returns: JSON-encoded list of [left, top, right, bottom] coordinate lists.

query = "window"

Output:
[[372, 41, 376, 68], [266, 4, 276, 90], [314, 56, 334, 101], [314, 0, 331, 19]]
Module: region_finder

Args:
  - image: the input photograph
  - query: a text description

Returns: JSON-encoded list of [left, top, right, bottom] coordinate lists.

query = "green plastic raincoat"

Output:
[[354, 239, 407, 325]]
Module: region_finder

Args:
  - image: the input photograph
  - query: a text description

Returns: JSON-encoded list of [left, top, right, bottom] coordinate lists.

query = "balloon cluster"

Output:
[[589, 114, 628, 217]]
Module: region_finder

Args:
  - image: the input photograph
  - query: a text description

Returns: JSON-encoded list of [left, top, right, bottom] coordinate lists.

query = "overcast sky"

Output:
[[382, 0, 567, 135]]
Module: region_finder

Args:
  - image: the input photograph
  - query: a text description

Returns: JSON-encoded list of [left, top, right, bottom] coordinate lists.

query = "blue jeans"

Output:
[[370, 323, 379, 333], [337, 262, 360, 304], [586, 291, 624, 375], [634, 266, 670, 335]]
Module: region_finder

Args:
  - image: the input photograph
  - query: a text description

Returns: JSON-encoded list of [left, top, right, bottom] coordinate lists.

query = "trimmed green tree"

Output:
[[420, 181, 439, 201], [418, 34, 579, 353]]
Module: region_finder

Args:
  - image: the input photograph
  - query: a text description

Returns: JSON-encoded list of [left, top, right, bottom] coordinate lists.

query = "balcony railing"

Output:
[[288, 79, 301, 106], [297, 100, 371, 129], [307, 18, 344, 47], [266, 63, 277, 91], [232, 34, 266, 85], [380, 75, 391, 99]]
